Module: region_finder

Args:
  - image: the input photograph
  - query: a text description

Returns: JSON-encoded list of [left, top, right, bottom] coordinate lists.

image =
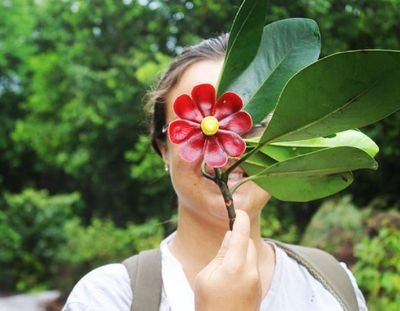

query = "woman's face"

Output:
[[160, 59, 271, 227]]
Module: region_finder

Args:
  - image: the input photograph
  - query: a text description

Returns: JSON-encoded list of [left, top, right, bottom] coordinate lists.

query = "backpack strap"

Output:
[[122, 248, 162, 311], [122, 243, 359, 311], [272, 240, 359, 311]]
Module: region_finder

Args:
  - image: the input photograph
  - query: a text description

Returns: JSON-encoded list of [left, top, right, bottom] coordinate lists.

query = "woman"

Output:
[[63, 34, 368, 311]]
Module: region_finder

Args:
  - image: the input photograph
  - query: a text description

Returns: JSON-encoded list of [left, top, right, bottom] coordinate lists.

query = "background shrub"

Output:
[[353, 211, 400, 311], [301, 195, 365, 265], [55, 217, 164, 294], [0, 189, 82, 292]]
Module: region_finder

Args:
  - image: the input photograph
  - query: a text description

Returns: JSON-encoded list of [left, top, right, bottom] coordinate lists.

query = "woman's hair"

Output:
[[143, 33, 229, 156]]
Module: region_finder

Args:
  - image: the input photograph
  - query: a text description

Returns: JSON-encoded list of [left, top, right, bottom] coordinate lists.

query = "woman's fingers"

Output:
[[194, 209, 262, 311]]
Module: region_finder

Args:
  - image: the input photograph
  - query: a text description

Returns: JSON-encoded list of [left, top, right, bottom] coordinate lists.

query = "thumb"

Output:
[[214, 231, 232, 262]]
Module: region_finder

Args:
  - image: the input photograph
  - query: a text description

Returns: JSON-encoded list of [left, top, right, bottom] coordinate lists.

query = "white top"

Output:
[[63, 235, 368, 311]]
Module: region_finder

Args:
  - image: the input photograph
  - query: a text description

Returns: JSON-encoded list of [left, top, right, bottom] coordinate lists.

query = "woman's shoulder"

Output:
[[271, 242, 367, 310], [62, 263, 131, 311]]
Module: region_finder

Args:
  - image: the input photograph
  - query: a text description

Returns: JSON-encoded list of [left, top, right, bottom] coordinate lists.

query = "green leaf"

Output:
[[253, 172, 354, 202], [249, 129, 379, 161], [244, 146, 378, 201], [217, 0, 267, 97], [270, 130, 379, 156], [261, 50, 400, 143], [243, 149, 277, 167], [237, 18, 321, 123], [241, 161, 269, 177], [257, 145, 323, 162], [261, 146, 378, 175]]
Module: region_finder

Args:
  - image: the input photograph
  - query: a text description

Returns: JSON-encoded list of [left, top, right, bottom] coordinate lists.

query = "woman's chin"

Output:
[[196, 172, 269, 227], [207, 193, 248, 226]]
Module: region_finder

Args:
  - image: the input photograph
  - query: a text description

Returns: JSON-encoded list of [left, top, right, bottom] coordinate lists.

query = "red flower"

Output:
[[168, 84, 252, 167]]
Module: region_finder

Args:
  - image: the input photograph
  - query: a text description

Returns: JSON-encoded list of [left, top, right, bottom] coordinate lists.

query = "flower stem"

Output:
[[223, 139, 270, 178], [214, 170, 236, 230], [201, 164, 236, 229], [219, 183, 235, 230], [200, 139, 272, 230], [201, 161, 216, 181]]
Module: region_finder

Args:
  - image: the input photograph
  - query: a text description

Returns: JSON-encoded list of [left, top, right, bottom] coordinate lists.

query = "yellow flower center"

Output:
[[200, 116, 219, 136]]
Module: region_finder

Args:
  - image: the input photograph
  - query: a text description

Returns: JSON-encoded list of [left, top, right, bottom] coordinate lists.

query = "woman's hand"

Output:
[[194, 209, 262, 311]]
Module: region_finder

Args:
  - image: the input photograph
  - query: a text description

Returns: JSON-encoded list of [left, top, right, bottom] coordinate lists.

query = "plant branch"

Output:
[[223, 139, 269, 178], [200, 164, 236, 230], [215, 176, 236, 230], [201, 161, 216, 181], [201, 138, 271, 230]]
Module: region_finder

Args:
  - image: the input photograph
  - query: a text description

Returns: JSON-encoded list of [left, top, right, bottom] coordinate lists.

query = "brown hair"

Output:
[[143, 34, 228, 156]]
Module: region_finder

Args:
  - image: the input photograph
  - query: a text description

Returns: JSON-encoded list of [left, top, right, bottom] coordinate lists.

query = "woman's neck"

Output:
[[168, 206, 272, 288], [169, 207, 228, 268]]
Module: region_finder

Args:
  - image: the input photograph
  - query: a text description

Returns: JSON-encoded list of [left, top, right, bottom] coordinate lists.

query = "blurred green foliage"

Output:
[[260, 200, 300, 243], [0, 1, 399, 309], [56, 217, 164, 294], [0, 188, 164, 294], [353, 210, 400, 311], [0, 189, 82, 291]]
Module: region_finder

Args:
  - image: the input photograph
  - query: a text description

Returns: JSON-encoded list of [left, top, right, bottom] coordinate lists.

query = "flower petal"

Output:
[[214, 92, 243, 120], [173, 94, 203, 122], [204, 136, 228, 167], [218, 111, 253, 135], [217, 130, 246, 157], [191, 84, 216, 117], [178, 131, 205, 162], [168, 119, 200, 144]]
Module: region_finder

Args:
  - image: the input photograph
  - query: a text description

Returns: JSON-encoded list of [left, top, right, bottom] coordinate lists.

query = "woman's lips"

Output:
[[228, 171, 245, 181], [228, 171, 246, 188]]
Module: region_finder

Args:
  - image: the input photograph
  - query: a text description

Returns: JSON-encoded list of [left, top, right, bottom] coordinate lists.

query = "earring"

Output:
[[164, 163, 169, 174]]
